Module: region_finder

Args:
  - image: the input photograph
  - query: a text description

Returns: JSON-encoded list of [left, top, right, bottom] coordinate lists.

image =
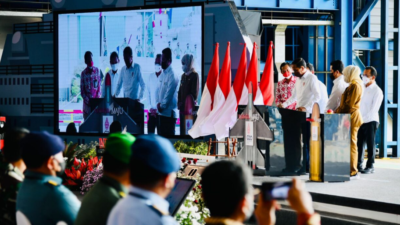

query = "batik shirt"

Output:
[[275, 76, 297, 110], [81, 67, 101, 115]]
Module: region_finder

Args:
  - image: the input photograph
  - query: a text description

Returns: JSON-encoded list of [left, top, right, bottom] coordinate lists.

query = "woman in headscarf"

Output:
[[178, 54, 199, 135], [335, 65, 363, 179]]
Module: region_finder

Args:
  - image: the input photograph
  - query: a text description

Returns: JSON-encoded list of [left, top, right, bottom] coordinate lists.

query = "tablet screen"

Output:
[[165, 178, 196, 216]]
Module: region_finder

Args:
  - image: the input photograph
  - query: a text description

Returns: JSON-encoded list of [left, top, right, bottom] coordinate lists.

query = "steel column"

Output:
[[393, 0, 400, 157], [334, 0, 353, 66], [352, 0, 378, 35]]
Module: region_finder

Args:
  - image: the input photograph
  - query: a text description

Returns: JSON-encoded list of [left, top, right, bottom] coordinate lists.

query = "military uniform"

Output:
[[75, 176, 127, 225], [16, 171, 81, 225], [0, 160, 24, 225]]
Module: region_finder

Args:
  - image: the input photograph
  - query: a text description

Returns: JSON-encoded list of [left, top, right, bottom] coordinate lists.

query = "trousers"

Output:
[[301, 121, 311, 172], [148, 115, 158, 134], [350, 124, 360, 176], [357, 121, 378, 169], [157, 115, 177, 136]]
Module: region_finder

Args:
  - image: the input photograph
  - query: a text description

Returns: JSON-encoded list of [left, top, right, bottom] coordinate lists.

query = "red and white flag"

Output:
[[188, 43, 219, 138], [214, 43, 247, 140], [258, 41, 274, 105], [199, 42, 232, 136], [241, 42, 264, 105]]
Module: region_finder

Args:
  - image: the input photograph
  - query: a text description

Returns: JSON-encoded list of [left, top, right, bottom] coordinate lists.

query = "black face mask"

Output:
[[54, 159, 66, 177], [330, 73, 335, 81]]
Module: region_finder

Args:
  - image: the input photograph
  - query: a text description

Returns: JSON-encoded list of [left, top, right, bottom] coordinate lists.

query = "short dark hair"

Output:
[[3, 128, 29, 162], [23, 154, 50, 169], [280, 62, 290, 71], [123, 46, 133, 57], [330, 60, 344, 74], [84, 51, 92, 60], [66, 123, 77, 134], [201, 161, 252, 218], [110, 121, 122, 134], [102, 151, 129, 175], [162, 48, 172, 62], [291, 58, 306, 68], [306, 62, 314, 72], [155, 54, 162, 63], [365, 66, 378, 77], [110, 51, 119, 61], [129, 158, 167, 188]]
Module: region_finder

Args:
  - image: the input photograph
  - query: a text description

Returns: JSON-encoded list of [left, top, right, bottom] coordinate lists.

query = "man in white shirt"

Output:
[[278, 58, 321, 174], [115, 46, 146, 102], [101, 52, 123, 98], [357, 66, 383, 174], [147, 54, 163, 134], [325, 60, 349, 112], [306, 63, 328, 114], [157, 48, 180, 136]]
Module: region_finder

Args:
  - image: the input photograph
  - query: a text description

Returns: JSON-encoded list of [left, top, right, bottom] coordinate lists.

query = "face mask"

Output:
[[244, 194, 255, 220], [363, 77, 370, 85], [282, 71, 291, 78], [54, 159, 66, 177], [155, 64, 162, 73], [111, 64, 118, 71]]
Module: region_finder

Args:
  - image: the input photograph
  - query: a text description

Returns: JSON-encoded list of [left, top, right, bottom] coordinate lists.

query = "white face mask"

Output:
[[244, 194, 254, 220], [110, 64, 118, 71], [155, 64, 162, 73], [363, 77, 370, 85]]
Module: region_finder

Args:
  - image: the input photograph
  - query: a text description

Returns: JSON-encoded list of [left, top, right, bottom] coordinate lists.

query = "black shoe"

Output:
[[361, 168, 375, 174]]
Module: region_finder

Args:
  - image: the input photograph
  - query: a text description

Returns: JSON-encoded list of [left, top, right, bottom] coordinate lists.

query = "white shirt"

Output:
[[156, 66, 180, 118], [115, 63, 146, 100], [107, 186, 177, 225], [282, 71, 321, 115], [317, 80, 329, 114], [360, 82, 383, 124], [147, 72, 163, 109], [325, 75, 349, 112], [101, 71, 123, 98]]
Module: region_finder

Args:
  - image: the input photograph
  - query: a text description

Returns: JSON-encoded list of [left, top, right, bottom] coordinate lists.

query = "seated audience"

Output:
[[16, 131, 80, 225], [0, 128, 29, 225], [66, 123, 77, 134], [107, 134, 180, 225], [75, 133, 135, 225], [201, 160, 320, 225], [110, 121, 122, 133]]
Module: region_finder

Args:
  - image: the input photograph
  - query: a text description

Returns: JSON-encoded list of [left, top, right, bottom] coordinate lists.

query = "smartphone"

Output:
[[261, 181, 292, 201]]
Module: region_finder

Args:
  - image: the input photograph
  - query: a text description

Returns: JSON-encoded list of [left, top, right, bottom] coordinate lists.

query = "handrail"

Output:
[[31, 103, 54, 113], [0, 64, 53, 75], [13, 21, 53, 34]]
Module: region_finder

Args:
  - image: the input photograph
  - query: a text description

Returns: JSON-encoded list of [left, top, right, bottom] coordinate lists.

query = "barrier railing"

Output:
[[0, 65, 53, 75], [31, 103, 54, 113], [31, 83, 54, 94], [144, 0, 225, 5], [13, 21, 53, 34]]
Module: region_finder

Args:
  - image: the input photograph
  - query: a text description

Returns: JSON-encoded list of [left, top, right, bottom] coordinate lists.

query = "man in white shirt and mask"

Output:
[[147, 54, 163, 134], [278, 58, 321, 174], [357, 66, 383, 174], [101, 52, 123, 98], [306, 63, 328, 114], [325, 60, 349, 112]]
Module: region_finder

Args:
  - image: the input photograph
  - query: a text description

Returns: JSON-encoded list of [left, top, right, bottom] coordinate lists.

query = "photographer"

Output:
[[201, 161, 320, 225]]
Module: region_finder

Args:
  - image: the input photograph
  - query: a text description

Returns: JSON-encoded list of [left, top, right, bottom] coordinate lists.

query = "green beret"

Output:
[[105, 133, 136, 164]]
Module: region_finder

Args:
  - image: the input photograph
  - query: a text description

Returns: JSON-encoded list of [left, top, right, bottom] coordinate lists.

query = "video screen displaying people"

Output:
[[58, 6, 202, 136]]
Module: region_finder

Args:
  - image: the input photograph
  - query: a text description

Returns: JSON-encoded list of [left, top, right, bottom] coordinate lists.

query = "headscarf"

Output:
[[343, 65, 362, 85], [181, 54, 195, 75]]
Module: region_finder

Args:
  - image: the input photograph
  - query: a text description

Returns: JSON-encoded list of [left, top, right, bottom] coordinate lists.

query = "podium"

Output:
[[309, 103, 351, 182], [79, 98, 144, 134]]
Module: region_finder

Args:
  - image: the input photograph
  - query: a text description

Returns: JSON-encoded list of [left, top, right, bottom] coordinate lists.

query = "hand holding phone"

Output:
[[261, 181, 292, 201]]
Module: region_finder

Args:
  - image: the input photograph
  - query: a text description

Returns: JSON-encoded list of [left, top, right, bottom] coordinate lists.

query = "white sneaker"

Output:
[[350, 173, 360, 180]]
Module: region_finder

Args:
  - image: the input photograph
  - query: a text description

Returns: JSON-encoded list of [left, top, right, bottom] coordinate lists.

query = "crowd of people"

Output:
[[0, 129, 321, 225], [81, 46, 200, 136], [276, 58, 383, 179]]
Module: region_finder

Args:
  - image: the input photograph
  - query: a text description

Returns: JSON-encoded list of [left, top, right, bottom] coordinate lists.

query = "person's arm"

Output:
[[343, 83, 362, 114], [275, 82, 281, 106], [45, 186, 81, 225], [178, 76, 183, 110], [137, 65, 145, 100], [80, 72, 89, 104], [96, 70, 101, 98], [160, 71, 179, 109], [101, 74, 106, 98], [115, 68, 123, 97], [369, 89, 384, 120], [191, 73, 200, 101], [255, 193, 280, 225], [147, 76, 153, 108], [282, 85, 296, 108], [325, 85, 339, 112]]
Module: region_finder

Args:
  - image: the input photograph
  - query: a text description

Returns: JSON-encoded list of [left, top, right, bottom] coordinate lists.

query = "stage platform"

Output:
[[252, 159, 400, 224]]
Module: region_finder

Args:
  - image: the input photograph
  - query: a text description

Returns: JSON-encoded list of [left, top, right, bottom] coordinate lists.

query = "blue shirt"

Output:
[[107, 186, 177, 225], [16, 171, 81, 225]]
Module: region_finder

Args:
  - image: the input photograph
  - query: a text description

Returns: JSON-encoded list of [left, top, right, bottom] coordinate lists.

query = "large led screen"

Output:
[[57, 5, 203, 136]]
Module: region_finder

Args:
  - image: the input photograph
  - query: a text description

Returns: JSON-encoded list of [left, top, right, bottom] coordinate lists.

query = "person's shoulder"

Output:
[[134, 63, 141, 70]]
